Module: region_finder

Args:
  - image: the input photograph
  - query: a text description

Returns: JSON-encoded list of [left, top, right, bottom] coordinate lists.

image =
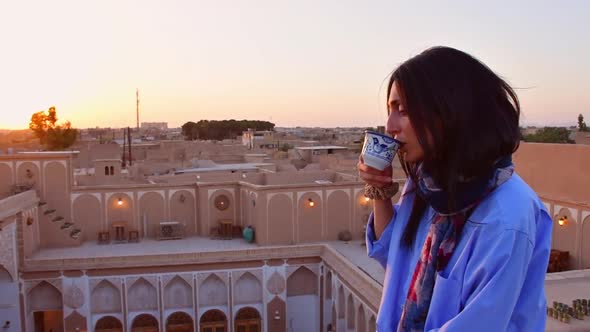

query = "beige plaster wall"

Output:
[[513, 142, 590, 203], [551, 208, 578, 267], [139, 192, 166, 238], [107, 193, 134, 230], [72, 194, 102, 241], [41, 162, 71, 247], [297, 193, 323, 243], [267, 194, 294, 245], [326, 191, 352, 241], [170, 190, 197, 235]]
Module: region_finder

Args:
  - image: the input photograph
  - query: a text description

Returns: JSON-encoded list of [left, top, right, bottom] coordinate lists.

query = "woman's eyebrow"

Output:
[[388, 99, 400, 108]]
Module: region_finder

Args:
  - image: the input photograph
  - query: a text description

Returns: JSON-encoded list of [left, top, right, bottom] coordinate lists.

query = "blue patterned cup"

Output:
[[361, 130, 401, 170]]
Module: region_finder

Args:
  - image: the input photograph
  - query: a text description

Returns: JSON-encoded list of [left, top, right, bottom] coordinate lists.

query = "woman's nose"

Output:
[[386, 113, 400, 136]]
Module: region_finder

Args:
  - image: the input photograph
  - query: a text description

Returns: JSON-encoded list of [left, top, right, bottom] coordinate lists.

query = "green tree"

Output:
[[523, 127, 574, 144], [180, 119, 275, 141], [578, 114, 588, 132], [29, 107, 78, 150], [181, 121, 198, 140]]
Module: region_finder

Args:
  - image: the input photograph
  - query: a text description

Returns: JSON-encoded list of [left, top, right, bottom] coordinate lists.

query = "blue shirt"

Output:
[[366, 174, 552, 331]]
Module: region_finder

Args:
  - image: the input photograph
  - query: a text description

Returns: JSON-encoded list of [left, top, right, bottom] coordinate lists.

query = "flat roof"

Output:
[[175, 163, 273, 174], [18, 151, 80, 154], [295, 146, 348, 150]]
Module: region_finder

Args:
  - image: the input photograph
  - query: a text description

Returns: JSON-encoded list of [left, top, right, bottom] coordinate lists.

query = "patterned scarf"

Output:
[[398, 156, 514, 332]]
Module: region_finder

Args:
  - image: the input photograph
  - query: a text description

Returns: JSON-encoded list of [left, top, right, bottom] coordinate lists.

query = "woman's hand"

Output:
[[357, 156, 394, 188]]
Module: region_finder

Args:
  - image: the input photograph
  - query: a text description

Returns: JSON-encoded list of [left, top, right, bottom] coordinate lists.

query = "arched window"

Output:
[[200, 309, 226, 332], [110, 166, 114, 175], [95, 315, 123, 332], [131, 313, 158, 332], [166, 311, 193, 332], [105, 166, 109, 176], [234, 307, 260, 332]]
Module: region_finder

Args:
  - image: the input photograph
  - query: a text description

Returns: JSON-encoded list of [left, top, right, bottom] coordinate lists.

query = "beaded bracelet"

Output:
[[363, 182, 399, 201]]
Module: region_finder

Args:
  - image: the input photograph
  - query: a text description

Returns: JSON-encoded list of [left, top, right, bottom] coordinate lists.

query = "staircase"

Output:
[[38, 201, 83, 244]]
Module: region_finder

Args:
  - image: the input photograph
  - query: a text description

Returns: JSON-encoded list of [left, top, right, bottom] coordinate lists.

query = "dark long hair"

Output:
[[388, 47, 521, 247]]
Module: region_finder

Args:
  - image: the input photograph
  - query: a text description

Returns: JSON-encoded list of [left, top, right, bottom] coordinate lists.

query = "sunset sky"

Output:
[[1, 0, 589, 129]]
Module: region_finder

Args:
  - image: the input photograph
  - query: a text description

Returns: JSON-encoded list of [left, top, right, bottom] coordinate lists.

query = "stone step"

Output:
[[60, 222, 74, 230], [70, 229, 82, 239], [43, 209, 56, 215]]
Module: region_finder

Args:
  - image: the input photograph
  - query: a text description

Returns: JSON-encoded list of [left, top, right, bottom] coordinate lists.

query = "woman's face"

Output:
[[386, 81, 425, 163]]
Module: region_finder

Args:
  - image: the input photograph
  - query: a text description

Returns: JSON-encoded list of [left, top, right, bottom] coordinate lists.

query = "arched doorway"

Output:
[[29, 281, 63, 332], [131, 313, 159, 332], [166, 312, 193, 332], [234, 307, 261, 332], [200, 309, 227, 332], [95, 316, 123, 332]]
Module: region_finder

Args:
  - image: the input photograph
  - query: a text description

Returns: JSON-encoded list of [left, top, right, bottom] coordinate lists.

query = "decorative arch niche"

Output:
[[199, 274, 227, 307], [286, 266, 317, 296], [347, 294, 355, 329], [234, 272, 262, 304], [164, 276, 192, 309], [267, 193, 293, 245], [337, 286, 345, 318], [91, 280, 121, 314], [139, 192, 165, 238], [28, 281, 62, 312], [128, 278, 158, 311], [357, 304, 367, 332]]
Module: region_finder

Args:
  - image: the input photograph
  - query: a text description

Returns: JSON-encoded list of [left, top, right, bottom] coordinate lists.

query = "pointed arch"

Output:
[[0, 265, 12, 282], [357, 304, 366, 332], [286, 266, 319, 332], [337, 286, 345, 318], [234, 272, 262, 304], [199, 274, 227, 307], [325, 271, 332, 299], [64, 310, 87, 332], [128, 278, 158, 311], [287, 266, 317, 296], [347, 294, 355, 329], [91, 280, 122, 314], [164, 276, 192, 309], [28, 281, 62, 312], [369, 315, 376, 332]]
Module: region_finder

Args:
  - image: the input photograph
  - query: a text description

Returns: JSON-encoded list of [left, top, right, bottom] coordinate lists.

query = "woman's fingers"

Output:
[[357, 162, 393, 188]]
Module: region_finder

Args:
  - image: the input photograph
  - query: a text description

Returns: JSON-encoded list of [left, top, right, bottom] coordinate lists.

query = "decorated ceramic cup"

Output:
[[361, 130, 401, 170]]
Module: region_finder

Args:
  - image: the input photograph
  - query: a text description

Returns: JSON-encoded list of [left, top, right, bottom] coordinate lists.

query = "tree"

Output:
[[578, 114, 588, 132], [523, 127, 574, 144], [180, 119, 275, 141], [29, 107, 78, 150]]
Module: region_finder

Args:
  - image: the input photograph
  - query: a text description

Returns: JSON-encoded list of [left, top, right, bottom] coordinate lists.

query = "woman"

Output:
[[359, 47, 552, 331]]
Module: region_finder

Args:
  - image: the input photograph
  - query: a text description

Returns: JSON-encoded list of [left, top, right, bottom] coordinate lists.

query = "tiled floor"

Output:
[[545, 270, 590, 332], [29, 236, 259, 259]]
